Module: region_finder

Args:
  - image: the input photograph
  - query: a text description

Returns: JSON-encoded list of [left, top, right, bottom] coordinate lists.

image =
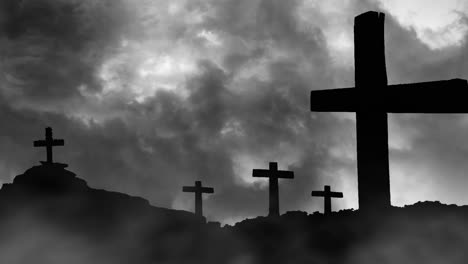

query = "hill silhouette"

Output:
[[1, 162, 468, 263], [0, 162, 246, 263], [231, 203, 468, 264]]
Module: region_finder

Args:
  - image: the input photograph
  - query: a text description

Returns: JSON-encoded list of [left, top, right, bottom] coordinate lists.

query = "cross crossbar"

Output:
[[253, 162, 294, 179], [311, 79, 468, 113]]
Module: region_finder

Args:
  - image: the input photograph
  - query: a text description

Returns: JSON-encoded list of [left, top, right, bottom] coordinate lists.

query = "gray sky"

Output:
[[0, 0, 467, 224]]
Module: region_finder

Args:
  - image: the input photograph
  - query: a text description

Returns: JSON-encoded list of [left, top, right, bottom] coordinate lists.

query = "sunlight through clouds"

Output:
[[296, 0, 355, 67], [378, 0, 468, 49]]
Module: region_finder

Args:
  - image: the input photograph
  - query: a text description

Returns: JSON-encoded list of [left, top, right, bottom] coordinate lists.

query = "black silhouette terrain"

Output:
[[0, 128, 238, 263], [2, 136, 468, 263], [2, 164, 468, 264], [230, 202, 468, 264], [0, 159, 256, 263]]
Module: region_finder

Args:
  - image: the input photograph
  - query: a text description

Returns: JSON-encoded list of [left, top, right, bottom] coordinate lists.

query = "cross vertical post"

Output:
[[354, 12, 390, 212], [268, 162, 279, 217]]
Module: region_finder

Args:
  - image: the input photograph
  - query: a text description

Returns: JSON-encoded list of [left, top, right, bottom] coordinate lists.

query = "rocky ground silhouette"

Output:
[[1, 162, 467, 264]]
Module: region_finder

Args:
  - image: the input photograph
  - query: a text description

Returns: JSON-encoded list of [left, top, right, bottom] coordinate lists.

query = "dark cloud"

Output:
[[0, 0, 135, 107]]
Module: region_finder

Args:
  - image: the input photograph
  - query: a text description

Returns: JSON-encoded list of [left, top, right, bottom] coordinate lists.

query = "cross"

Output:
[[310, 11, 468, 211], [33, 127, 65, 164], [182, 181, 214, 217], [252, 162, 294, 217], [311, 185, 343, 215]]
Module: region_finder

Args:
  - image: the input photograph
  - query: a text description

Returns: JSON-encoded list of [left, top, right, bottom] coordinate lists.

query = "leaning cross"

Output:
[[312, 185, 343, 215], [252, 162, 294, 217], [33, 127, 65, 164], [310, 11, 468, 211], [182, 181, 214, 217]]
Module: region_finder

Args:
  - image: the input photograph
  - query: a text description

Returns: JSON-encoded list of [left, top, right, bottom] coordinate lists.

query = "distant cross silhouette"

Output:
[[33, 127, 65, 164], [252, 162, 294, 217], [182, 181, 214, 217], [311, 185, 343, 215], [310, 11, 468, 211]]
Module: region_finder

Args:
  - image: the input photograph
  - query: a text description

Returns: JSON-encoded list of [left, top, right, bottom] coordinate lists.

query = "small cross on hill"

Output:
[[33, 127, 65, 164], [182, 181, 214, 217], [252, 162, 294, 217], [311, 185, 343, 215]]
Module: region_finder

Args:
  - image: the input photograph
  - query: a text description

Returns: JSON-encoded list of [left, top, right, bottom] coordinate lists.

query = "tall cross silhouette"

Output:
[[252, 162, 294, 217], [310, 11, 468, 211], [33, 127, 65, 164], [182, 181, 214, 217], [311, 185, 343, 215]]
